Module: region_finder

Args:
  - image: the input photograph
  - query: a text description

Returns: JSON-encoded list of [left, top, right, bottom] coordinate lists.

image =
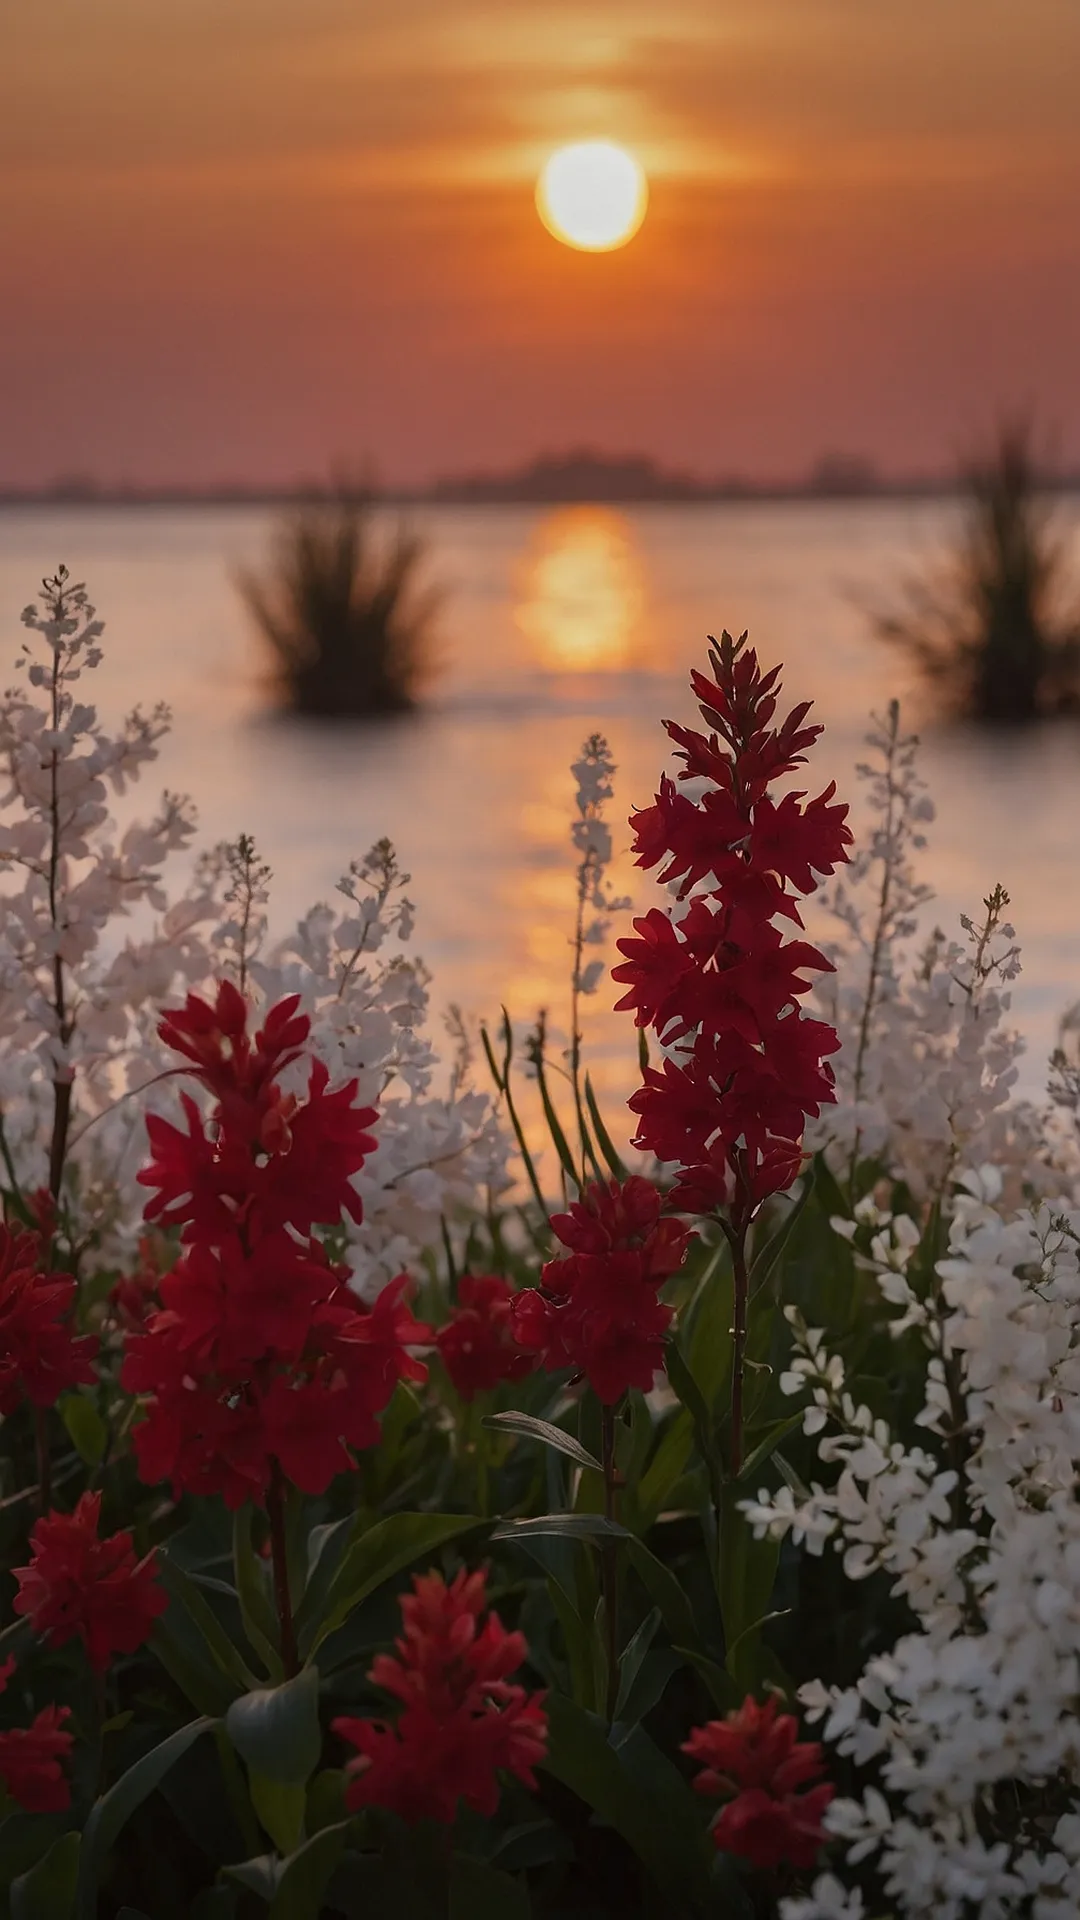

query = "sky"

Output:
[[2, 0, 1078, 487]]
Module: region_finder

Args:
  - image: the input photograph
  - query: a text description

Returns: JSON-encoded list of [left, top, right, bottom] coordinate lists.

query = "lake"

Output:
[[2, 498, 1078, 1113]]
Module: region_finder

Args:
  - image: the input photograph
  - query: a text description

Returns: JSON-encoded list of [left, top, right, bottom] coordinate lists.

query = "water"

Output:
[[2, 498, 1078, 1111]]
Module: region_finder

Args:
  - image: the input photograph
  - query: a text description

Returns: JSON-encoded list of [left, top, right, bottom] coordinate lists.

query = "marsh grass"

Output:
[[874, 423, 1080, 723], [239, 493, 440, 718]]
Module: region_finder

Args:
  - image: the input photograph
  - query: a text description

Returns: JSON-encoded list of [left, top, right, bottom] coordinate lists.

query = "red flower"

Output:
[[436, 1276, 536, 1401], [334, 1567, 547, 1825], [125, 985, 424, 1506], [0, 1225, 97, 1415], [13, 1491, 167, 1671], [510, 1176, 695, 1404], [683, 1695, 834, 1872], [616, 632, 850, 1230], [0, 1704, 73, 1813]]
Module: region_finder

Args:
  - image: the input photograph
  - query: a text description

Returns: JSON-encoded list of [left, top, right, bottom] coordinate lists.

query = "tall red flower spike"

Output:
[[683, 1694, 834, 1873], [13, 1491, 167, 1672], [0, 1657, 73, 1813], [0, 1224, 97, 1415], [511, 1174, 695, 1403], [122, 983, 429, 1506], [334, 1567, 547, 1826], [613, 631, 850, 1230], [436, 1275, 536, 1401]]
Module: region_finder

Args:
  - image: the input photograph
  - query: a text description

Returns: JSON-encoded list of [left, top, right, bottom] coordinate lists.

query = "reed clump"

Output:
[[239, 492, 439, 718], [874, 422, 1080, 722]]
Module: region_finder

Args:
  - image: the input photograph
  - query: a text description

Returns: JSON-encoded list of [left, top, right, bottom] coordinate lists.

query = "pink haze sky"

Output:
[[3, 0, 1079, 488]]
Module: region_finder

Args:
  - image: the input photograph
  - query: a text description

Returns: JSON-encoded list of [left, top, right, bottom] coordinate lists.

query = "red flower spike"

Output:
[[436, 1276, 536, 1401], [126, 983, 423, 1507], [683, 1694, 834, 1873], [511, 1176, 695, 1404], [13, 1491, 167, 1672], [617, 632, 850, 1230], [0, 1225, 97, 1415], [334, 1567, 547, 1826]]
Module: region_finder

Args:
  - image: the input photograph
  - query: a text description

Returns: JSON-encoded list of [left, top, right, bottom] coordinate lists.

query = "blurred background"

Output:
[[2, 0, 1079, 1100]]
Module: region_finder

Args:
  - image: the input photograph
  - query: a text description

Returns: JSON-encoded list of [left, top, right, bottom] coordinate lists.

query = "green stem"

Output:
[[729, 1227, 749, 1481], [600, 1404, 620, 1723], [266, 1459, 299, 1677]]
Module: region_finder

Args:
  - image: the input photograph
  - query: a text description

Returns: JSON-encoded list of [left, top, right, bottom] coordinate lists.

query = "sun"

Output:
[[536, 141, 648, 253]]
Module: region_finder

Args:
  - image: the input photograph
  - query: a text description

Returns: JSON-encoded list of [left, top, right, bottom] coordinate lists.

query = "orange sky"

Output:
[[3, 0, 1078, 486]]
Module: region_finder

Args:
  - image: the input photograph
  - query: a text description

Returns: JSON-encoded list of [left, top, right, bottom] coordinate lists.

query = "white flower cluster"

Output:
[[753, 1176, 1080, 1919], [569, 732, 631, 1003], [249, 840, 511, 1297], [0, 569, 220, 1235], [0, 571, 509, 1290], [810, 704, 1044, 1204]]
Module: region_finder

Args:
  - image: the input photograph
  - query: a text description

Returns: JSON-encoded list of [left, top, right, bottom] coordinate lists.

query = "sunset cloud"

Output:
[[3, 0, 1077, 485]]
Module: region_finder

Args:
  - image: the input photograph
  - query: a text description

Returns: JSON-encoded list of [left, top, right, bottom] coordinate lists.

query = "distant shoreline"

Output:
[[4, 479, 1079, 510]]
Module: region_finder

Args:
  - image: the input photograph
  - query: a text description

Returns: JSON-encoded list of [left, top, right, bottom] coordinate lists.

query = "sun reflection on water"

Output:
[[514, 507, 646, 671]]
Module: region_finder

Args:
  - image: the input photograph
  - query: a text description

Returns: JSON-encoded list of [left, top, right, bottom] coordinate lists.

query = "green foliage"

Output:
[[237, 492, 439, 719]]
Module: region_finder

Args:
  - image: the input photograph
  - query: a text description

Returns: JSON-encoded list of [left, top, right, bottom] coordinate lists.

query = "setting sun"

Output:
[[535, 141, 649, 253]]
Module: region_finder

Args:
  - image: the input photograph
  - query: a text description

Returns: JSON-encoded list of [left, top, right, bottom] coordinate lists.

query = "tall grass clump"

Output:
[[239, 492, 439, 718], [874, 421, 1080, 722]]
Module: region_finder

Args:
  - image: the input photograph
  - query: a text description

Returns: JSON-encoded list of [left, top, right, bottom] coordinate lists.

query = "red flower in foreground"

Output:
[[13, 1491, 167, 1672], [123, 984, 426, 1506], [0, 1224, 97, 1415], [436, 1276, 536, 1401], [511, 1175, 695, 1403], [683, 1695, 834, 1872], [334, 1567, 547, 1826], [613, 632, 850, 1229], [0, 1658, 73, 1813]]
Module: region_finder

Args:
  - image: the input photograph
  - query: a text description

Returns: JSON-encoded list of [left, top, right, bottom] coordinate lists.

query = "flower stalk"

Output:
[[600, 1403, 620, 1723], [266, 1458, 299, 1679]]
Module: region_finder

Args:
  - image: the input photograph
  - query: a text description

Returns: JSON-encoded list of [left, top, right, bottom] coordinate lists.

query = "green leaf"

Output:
[[222, 1854, 281, 1901], [532, 1045, 581, 1187], [674, 1645, 737, 1713], [483, 1412, 601, 1473], [748, 1173, 815, 1295], [159, 1555, 259, 1694], [58, 1394, 106, 1468], [11, 1830, 80, 1920], [665, 1342, 720, 1479], [225, 1667, 322, 1787], [269, 1821, 351, 1920], [614, 1650, 682, 1728], [449, 1857, 531, 1920], [684, 1247, 735, 1414], [305, 1768, 346, 1835], [624, 1536, 699, 1651], [233, 1506, 283, 1678], [738, 1413, 806, 1484], [724, 1609, 792, 1693], [583, 1073, 629, 1181], [614, 1608, 661, 1721], [481, 1016, 547, 1216], [493, 1514, 630, 1544], [718, 1484, 781, 1682], [634, 1409, 694, 1529], [774, 1449, 811, 1502], [249, 1774, 306, 1856], [150, 1620, 238, 1719], [297, 1513, 481, 1660], [77, 1719, 214, 1920], [542, 1697, 711, 1915]]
